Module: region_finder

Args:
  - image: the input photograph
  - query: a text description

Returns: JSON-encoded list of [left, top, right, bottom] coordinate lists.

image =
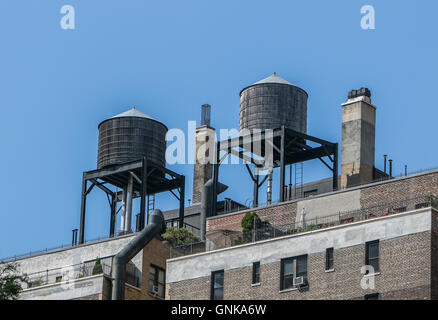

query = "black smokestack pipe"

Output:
[[405, 165, 407, 176], [111, 209, 165, 300], [389, 159, 393, 177], [384, 155, 388, 174], [200, 179, 228, 241]]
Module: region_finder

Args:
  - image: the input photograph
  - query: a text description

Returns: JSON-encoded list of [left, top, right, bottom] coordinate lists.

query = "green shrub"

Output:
[[92, 257, 103, 275], [162, 227, 200, 247], [241, 212, 262, 233]]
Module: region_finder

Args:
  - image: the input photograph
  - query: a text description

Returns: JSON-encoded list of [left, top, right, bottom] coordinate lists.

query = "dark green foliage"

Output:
[[241, 212, 262, 233], [92, 257, 103, 275], [162, 227, 200, 247], [426, 194, 438, 208], [0, 262, 28, 300]]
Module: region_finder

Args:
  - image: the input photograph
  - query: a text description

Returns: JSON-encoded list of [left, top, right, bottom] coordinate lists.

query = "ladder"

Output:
[[294, 162, 304, 199], [147, 194, 155, 223]]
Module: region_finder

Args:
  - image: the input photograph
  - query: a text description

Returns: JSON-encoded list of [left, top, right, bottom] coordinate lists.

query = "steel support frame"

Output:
[[211, 126, 338, 215], [78, 158, 185, 244]]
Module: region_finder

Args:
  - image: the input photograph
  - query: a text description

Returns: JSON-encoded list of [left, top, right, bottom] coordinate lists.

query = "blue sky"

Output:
[[0, 0, 437, 259]]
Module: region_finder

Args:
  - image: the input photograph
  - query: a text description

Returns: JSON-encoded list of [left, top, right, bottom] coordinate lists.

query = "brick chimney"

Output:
[[192, 104, 215, 204], [341, 88, 376, 189]]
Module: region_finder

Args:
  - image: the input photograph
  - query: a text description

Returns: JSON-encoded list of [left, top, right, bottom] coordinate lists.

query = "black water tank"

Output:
[[240, 73, 308, 133], [97, 108, 168, 169]]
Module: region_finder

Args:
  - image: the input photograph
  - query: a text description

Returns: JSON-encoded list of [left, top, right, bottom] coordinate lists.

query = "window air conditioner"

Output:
[[293, 276, 304, 286]]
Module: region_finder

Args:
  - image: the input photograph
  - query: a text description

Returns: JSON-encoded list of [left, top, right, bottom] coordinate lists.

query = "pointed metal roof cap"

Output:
[[112, 107, 154, 120], [253, 72, 295, 86]]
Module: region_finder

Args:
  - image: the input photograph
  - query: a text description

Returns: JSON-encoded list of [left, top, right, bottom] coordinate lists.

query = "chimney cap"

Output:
[[348, 88, 371, 100]]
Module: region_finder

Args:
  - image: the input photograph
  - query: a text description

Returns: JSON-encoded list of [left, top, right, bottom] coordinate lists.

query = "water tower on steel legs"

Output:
[[76, 107, 185, 245], [211, 73, 339, 215]]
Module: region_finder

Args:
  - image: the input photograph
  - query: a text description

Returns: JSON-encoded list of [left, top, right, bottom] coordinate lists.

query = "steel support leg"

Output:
[[140, 158, 147, 230], [279, 126, 286, 202], [79, 174, 87, 244], [333, 143, 339, 191], [178, 176, 185, 228]]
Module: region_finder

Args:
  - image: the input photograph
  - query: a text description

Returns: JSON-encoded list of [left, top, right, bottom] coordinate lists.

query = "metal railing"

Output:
[[170, 194, 438, 258], [3, 166, 438, 263], [21, 257, 141, 289], [244, 166, 438, 210], [165, 219, 201, 236], [0, 233, 136, 263]]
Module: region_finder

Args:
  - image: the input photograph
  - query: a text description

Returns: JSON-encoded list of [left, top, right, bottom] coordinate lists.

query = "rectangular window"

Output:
[[296, 255, 307, 278], [149, 265, 165, 298], [280, 255, 307, 291], [211, 270, 224, 300], [252, 262, 260, 284], [326, 248, 334, 270], [365, 240, 379, 273], [364, 293, 379, 300], [280, 258, 294, 290]]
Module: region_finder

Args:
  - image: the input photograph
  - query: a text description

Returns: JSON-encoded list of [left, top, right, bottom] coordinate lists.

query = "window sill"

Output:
[[251, 283, 261, 287], [325, 269, 335, 273], [279, 287, 298, 294]]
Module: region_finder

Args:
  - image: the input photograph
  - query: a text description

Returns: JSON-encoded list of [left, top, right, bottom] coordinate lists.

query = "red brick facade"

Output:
[[207, 171, 438, 234]]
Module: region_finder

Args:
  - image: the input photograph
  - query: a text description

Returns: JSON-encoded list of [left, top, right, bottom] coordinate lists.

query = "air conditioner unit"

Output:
[[293, 276, 304, 286], [151, 285, 159, 295]]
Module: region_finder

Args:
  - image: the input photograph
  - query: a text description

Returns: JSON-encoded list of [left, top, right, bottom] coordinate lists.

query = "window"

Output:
[[365, 240, 379, 274], [280, 258, 294, 290], [211, 270, 224, 300], [364, 293, 380, 300], [149, 265, 165, 298], [252, 262, 260, 284], [280, 255, 307, 291], [326, 248, 334, 270], [296, 255, 307, 278]]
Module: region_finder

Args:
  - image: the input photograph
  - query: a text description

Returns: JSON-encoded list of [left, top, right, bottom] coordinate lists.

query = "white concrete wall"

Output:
[[296, 189, 361, 222], [13, 235, 142, 282], [19, 275, 105, 300], [167, 208, 432, 283]]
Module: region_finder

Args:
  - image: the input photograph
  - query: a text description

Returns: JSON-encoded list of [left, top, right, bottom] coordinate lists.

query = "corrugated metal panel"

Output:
[[239, 82, 308, 133], [97, 115, 167, 170]]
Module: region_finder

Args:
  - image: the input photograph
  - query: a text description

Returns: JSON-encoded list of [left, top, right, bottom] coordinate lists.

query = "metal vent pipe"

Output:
[[200, 179, 228, 241], [111, 209, 165, 300], [389, 159, 393, 177]]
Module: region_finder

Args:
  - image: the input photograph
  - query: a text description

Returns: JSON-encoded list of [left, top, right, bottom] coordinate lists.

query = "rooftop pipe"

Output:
[[111, 209, 165, 300], [200, 179, 228, 241]]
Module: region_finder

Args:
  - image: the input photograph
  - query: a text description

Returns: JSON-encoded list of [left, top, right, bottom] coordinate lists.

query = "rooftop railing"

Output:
[[3, 166, 438, 263], [20, 256, 141, 290], [170, 194, 438, 258]]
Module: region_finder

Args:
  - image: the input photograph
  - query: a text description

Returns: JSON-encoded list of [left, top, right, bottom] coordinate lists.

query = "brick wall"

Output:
[[124, 237, 170, 300], [167, 231, 432, 300], [207, 202, 297, 233], [207, 171, 438, 234], [99, 238, 170, 300], [360, 172, 438, 208], [431, 209, 438, 300]]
